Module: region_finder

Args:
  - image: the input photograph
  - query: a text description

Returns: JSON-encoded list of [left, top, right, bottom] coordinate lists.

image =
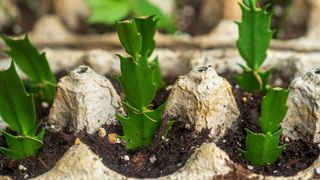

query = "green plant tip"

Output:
[[234, 0, 273, 92], [1, 35, 57, 103]]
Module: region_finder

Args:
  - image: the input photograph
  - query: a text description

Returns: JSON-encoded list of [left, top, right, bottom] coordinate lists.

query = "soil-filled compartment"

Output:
[[0, 128, 76, 180], [0, 70, 75, 180], [80, 120, 211, 178], [217, 71, 320, 177], [80, 74, 212, 178]]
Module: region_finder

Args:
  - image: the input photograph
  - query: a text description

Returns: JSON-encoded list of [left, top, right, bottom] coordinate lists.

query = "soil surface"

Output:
[[0, 70, 72, 179], [1, 68, 317, 179], [80, 74, 211, 178], [0, 129, 75, 180], [216, 87, 320, 177], [80, 121, 211, 178], [0, 72, 200, 179]]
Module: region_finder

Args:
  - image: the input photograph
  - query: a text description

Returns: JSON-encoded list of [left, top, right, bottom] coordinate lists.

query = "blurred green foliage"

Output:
[[85, 0, 176, 33]]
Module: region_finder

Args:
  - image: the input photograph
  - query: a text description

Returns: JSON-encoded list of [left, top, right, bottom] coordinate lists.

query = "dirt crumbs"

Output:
[[80, 120, 211, 178], [0, 129, 75, 180], [217, 88, 320, 177], [79, 74, 205, 178]]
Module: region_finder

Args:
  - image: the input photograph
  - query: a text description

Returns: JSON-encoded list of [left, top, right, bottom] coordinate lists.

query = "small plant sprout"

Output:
[[115, 16, 170, 149], [1, 35, 57, 103], [240, 88, 289, 166], [0, 61, 44, 159], [234, 0, 273, 92]]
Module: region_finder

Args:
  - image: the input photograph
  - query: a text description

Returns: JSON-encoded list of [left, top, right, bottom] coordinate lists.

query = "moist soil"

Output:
[[0, 129, 75, 180], [80, 74, 211, 178], [0, 70, 72, 179], [216, 85, 320, 177], [80, 121, 211, 178], [0, 69, 318, 179], [0, 73, 196, 179]]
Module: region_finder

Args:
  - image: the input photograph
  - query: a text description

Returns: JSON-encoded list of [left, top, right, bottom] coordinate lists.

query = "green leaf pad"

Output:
[[0, 61, 44, 159], [1, 35, 56, 102]]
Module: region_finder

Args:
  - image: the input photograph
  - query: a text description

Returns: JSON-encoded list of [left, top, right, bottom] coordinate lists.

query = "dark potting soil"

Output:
[[0, 129, 75, 180], [80, 120, 211, 178], [0, 70, 73, 179], [269, 69, 293, 88], [7, 71, 195, 179], [81, 73, 211, 178], [216, 87, 320, 177]]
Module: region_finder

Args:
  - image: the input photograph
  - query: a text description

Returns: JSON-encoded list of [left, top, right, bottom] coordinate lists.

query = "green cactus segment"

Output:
[[235, 0, 273, 92], [241, 88, 289, 166], [134, 16, 164, 89], [116, 103, 165, 149], [116, 16, 158, 57], [260, 88, 289, 133], [116, 20, 142, 57], [241, 129, 285, 165], [0, 129, 44, 159], [236, 0, 273, 70], [0, 61, 44, 159], [134, 16, 158, 57], [1, 35, 57, 102], [0, 62, 36, 135], [117, 55, 156, 111], [116, 16, 163, 109], [116, 16, 166, 149]]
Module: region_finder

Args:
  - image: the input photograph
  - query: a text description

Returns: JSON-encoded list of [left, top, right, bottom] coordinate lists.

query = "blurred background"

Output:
[[0, 0, 311, 40]]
